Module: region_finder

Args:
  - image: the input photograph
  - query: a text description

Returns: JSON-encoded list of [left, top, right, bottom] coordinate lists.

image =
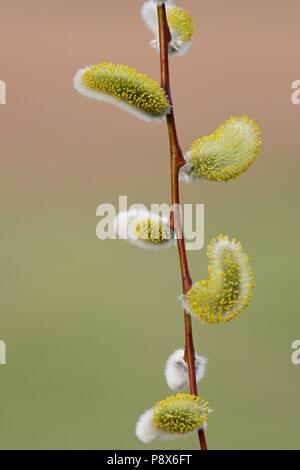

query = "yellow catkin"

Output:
[[186, 235, 255, 324], [167, 7, 195, 43], [153, 394, 209, 433], [135, 219, 170, 245], [186, 116, 262, 182], [82, 63, 169, 118]]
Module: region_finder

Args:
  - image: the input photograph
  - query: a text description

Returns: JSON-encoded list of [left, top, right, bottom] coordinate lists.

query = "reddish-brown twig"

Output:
[[157, 3, 208, 451]]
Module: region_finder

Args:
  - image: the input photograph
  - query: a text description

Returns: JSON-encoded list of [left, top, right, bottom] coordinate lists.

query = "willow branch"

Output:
[[157, 4, 208, 451]]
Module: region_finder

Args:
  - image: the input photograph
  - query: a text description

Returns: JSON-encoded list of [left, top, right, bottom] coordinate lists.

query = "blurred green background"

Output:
[[0, 0, 299, 450]]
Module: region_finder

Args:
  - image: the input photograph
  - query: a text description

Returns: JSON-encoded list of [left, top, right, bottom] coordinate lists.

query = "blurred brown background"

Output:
[[0, 0, 299, 449]]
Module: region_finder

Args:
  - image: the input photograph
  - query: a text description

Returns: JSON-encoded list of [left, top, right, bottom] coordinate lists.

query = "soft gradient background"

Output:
[[0, 0, 299, 450]]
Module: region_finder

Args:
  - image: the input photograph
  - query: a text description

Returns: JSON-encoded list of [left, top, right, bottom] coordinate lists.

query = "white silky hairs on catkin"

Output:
[[141, 1, 195, 56], [136, 408, 165, 444], [165, 349, 207, 392], [114, 209, 176, 250]]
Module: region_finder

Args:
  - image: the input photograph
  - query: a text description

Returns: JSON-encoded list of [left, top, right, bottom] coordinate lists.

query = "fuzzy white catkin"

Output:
[[165, 349, 207, 391]]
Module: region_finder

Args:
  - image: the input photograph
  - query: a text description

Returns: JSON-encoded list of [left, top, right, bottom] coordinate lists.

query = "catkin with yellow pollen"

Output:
[[114, 210, 176, 250], [135, 393, 210, 443], [135, 219, 169, 245], [181, 235, 255, 324], [167, 7, 194, 46], [180, 115, 262, 182], [153, 394, 209, 433], [73, 63, 170, 121], [141, 1, 195, 56]]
